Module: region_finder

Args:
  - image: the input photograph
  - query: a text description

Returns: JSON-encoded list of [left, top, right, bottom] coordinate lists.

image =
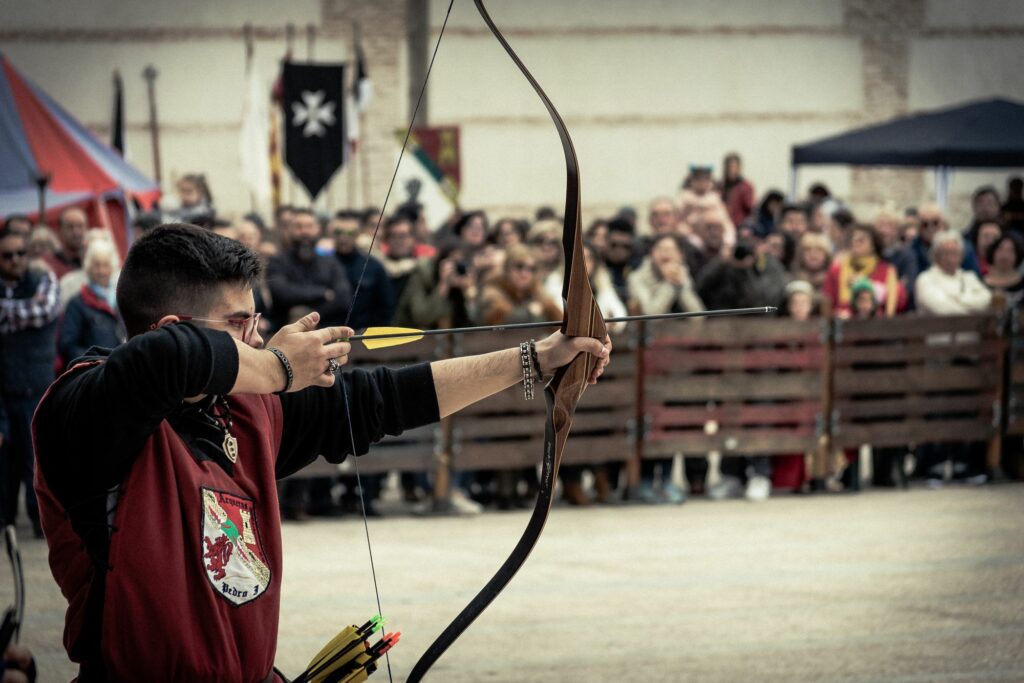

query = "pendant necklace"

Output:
[[211, 396, 239, 463]]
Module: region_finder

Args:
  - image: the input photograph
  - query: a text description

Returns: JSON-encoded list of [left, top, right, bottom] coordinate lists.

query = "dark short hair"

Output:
[[972, 185, 1000, 204], [383, 214, 413, 238], [987, 231, 1024, 269], [0, 226, 27, 242], [58, 205, 87, 228], [607, 218, 634, 236], [780, 203, 808, 221], [116, 223, 262, 337], [3, 214, 31, 231], [333, 209, 362, 222], [453, 211, 486, 237], [851, 223, 884, 258]]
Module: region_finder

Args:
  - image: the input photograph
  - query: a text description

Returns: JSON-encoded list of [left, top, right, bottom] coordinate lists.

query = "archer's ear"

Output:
[[151, 315, 181, 331]]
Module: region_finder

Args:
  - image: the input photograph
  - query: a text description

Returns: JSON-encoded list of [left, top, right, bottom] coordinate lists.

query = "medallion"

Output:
[[223, 433, 239, 463]]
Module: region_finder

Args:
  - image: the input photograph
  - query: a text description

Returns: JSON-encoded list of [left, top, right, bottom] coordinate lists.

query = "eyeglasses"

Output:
[[177, 312, 262, 344], [511, 262, 537, 273], [608, 241, 633, 250], [0, 250, 27, 260], [920, 219, 942, 228]]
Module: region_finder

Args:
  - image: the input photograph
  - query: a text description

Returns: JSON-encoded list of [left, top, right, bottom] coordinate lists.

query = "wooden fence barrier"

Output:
[[640, 317, 825, 461], [450, 331, 636, 472], [293, 312, 1014, 488], [830, 314, 1001, 452]]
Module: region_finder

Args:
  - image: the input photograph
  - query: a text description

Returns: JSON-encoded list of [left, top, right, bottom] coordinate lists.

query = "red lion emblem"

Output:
[[203, 534, 233, 580]]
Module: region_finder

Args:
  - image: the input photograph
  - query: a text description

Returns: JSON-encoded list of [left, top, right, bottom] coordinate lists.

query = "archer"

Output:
[[31, 223, 610, 682]]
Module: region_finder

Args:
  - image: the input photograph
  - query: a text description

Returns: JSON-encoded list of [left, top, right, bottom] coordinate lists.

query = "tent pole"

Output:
[[935, 166, 950, 211], [35, 174, 49, 226], [788, 165, 797, 201]]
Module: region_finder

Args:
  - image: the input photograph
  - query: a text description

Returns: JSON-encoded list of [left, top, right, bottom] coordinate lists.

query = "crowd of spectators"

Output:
[[0, 157, 1019, 527]]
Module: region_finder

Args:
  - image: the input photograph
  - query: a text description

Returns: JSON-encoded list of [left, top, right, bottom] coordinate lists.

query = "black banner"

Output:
[[281, 62, 346, 200]]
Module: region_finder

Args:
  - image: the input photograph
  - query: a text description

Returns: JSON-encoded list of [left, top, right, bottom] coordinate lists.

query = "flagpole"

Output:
[[111, 70, 124, 157], [142, 65, 162, 184], [354, 21, 372, 208], [284, 23, 296, 207]]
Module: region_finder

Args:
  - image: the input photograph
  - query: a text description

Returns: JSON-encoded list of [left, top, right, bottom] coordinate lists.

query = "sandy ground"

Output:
[[13, 483, 1024, 682]]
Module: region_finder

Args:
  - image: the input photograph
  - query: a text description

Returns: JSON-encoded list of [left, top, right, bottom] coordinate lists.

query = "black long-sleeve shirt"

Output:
[[34, 323, 438, 534]]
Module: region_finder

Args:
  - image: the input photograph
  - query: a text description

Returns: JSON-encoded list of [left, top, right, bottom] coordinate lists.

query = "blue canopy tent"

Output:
[[790, 98, 1024, 208]]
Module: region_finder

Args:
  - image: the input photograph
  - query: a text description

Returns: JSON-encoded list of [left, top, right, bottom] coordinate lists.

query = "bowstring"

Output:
[[339, 1, 455, 680]]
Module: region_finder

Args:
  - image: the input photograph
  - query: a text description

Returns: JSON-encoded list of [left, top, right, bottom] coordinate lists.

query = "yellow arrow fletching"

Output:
[[359, 327, 425, 350]]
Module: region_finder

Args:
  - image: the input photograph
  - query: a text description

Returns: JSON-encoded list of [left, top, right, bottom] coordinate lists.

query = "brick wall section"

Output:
[[322, 0, 405, 210], [844, 0, 926, 211]]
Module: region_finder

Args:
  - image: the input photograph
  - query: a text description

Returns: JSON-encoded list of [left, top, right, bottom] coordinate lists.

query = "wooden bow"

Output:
[[404, 1, 607, 679]]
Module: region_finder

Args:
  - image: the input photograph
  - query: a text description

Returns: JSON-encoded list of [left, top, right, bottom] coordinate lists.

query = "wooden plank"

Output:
[[293, 448, 435, 477], [459, 377, 634, 415], [643, 429, 817, 456], [836, 314, 996, 342], [834, 395, 992, 420], [644, 347, 824, 372], [646, 372, 820, 401], [833, 365, 997, 395], [452, 434, 631, 470], [645, 401, 820, 428], [647, 317, 821, 344], [457, 409, 632, 439], [833, 341, 998, 366], [833, 419, 993, 448], [1012, 364, 1024, 384]]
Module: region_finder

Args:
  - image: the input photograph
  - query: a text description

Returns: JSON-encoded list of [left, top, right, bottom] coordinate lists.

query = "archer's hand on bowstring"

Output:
[[535, 331, 611, 385], [261, 312, 352, 392]]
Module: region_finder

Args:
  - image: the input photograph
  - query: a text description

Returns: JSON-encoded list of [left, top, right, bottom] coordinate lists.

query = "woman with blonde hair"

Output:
[[58, 237, 125, 366], [791, 232, 833, 292]]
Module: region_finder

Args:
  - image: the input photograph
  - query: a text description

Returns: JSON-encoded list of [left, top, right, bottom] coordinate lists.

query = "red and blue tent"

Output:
[[0, 53, 160, 254]]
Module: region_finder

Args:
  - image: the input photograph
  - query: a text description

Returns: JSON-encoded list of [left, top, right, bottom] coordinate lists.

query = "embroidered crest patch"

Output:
[[200, 487, 272, 606]]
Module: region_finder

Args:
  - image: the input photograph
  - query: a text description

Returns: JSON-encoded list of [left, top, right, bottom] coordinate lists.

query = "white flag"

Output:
[[239, 60, 272, 213]]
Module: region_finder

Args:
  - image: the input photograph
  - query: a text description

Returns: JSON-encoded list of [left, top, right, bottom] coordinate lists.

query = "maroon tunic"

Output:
[[36, 363, 285, 682]]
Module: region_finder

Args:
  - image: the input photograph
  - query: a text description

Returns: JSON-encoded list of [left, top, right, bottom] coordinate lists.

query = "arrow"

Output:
[[346, 306, 777, 349]]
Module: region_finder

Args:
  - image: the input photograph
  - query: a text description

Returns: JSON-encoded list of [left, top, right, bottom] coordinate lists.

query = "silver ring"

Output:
[[327, 358, 340, 374]]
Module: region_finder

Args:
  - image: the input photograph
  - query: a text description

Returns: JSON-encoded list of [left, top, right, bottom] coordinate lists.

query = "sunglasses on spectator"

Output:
[[920, 219, 942, 227], [175, 313, 262, 344], [0, 250, 27, 260], [511, 262, 537, 273]]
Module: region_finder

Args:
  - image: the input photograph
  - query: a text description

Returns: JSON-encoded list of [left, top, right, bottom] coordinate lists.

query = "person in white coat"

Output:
[[913, 228, 992, 487], [915, 230, 992, 315]]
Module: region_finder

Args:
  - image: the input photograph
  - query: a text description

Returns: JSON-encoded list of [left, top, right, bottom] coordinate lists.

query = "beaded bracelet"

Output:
[[519, 341, 535, 400], [266, 346, 294, 394]]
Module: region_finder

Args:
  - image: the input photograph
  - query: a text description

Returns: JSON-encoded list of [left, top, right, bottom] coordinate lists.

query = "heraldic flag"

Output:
[[281, 62, 346, 199]]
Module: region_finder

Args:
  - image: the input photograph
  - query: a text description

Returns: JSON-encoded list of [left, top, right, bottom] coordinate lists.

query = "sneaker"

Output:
[[707, 475, 743, 501], [745, 475, 771, 502], [636, 480, 659, 504], [449, 488, 483, 516], [662, 482, 686, 505], [959, 473, 988, 486], [925, 478, 944, 489]]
